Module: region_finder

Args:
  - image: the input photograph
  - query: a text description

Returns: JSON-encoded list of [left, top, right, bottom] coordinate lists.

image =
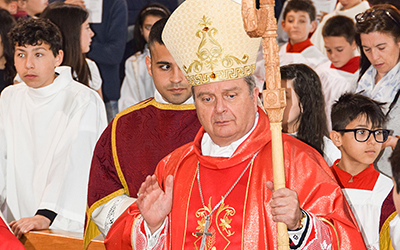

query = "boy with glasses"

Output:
[[329, 92, 399, 249]]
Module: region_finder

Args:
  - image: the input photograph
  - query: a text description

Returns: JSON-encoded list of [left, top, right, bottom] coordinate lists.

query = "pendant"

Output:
[[195, 218, 213, 250]]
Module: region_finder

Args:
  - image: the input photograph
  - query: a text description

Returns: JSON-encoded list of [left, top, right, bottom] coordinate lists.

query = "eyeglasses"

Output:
[[355, 9, 400, 28], [334, 128, 392, 143]]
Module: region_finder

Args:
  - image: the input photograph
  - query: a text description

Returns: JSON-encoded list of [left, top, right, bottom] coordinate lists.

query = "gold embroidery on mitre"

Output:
[[183, 15, 250, 84], [192, 197, 235, 249]]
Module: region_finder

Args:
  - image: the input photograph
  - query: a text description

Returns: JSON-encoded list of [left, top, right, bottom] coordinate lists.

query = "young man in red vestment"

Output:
[[84, 19, 202, 247], [102, 0, 366, 249]]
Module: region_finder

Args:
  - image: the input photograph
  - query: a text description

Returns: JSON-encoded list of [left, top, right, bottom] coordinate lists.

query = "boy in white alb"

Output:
[[311, 0, 370, 55], [315, 15, 359, 131], [329, 93, 400, 250], [279, 0, 328, 69], [0, 18, 107, 238]]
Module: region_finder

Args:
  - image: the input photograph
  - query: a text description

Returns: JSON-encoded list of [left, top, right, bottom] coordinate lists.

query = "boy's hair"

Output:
[[148, 18, 167, 49], [8, 18, 62, 56], [331, 93, 386, 131], [389, 143, 400, 194], [322, 15, 356, 44], [283, 0, 316, 22]]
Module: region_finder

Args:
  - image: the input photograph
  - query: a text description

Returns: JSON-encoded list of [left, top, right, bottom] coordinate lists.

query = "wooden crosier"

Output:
[[241, 0, 289, 249]]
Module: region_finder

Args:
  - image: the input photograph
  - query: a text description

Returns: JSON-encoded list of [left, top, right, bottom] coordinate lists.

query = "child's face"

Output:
[[339, 0, 361, 10], [14, 42, 63, 88], [0, 0, 18, 14], [141, 14, 162, 43], [281, 78, 301, 133], [393, 178, 400, 214], [282, 10, 316, 45], [324, 36, 356, 68], [80, 18, 94, 54], [331, 115, 383, 167], [18, 0, 47, 16]]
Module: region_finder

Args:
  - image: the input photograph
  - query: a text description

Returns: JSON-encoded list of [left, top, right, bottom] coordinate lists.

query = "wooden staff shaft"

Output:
[[242, 0, 289, 249]]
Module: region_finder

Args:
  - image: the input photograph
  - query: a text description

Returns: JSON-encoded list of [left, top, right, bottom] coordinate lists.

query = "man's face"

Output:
[[18, 0, 48, 16], [146, 43, 191, 104], [14, 42, 63, 88], [193, 78, 259, 147]]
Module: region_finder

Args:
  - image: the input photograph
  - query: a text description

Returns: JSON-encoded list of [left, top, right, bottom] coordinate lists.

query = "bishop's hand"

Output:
[[137, 174, 174, 234], [266, 180, 303, 230]]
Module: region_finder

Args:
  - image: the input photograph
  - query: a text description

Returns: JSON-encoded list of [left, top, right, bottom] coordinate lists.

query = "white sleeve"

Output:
[[119, 56, 141, 111], [87, 59, 103, 91], [40, 93, 107, 232], [91, 194, 136, 235], [131, 216, 168, 250]]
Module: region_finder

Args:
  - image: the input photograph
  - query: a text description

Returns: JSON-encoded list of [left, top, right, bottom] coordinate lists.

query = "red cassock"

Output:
[[105, 107, 366, 249], [84, 98, 201, 245]]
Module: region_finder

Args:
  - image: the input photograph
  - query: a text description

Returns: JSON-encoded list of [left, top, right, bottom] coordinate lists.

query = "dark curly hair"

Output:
[[41, 2, 90, 86], [132, 3, 170, 54], [8, 18, 62, 57], [355, 4, 400, 81], [0, 8, 16, 86], [280, 64, 328, 156]]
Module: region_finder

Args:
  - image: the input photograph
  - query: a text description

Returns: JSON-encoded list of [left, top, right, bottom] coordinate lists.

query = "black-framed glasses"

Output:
[[334, 128, 392, 143], [355, 9, 400, 28]]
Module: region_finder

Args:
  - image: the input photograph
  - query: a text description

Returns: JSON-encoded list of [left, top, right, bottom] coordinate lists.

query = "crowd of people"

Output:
[[1, 0, 400, 249]]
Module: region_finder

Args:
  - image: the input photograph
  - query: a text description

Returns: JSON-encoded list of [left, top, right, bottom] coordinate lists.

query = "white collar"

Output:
[[201, 112, 259, 158], [154, 88, 194, 105]]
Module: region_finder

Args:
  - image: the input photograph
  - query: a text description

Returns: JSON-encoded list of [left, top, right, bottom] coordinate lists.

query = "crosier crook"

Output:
[[241, 0, 289, 249]]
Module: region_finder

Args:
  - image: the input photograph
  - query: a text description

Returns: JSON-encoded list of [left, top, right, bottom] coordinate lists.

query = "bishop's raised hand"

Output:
[[137, 174, 174, 234]]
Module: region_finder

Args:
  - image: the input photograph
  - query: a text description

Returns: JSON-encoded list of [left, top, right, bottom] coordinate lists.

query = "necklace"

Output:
[[195, 151, 259, 250]]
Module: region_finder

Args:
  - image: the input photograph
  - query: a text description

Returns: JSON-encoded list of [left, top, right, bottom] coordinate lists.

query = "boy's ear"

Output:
[[310, 20, 317, 34], [54, 50, 63, 67], [330, 130, 342, 147], [145, 55, 153, 77], [351, 40, 357, 51], [281, 20, 287, 32]]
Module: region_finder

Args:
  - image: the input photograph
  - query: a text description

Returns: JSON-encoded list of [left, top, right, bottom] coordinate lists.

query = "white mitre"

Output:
[[162, 0, 261, 86]]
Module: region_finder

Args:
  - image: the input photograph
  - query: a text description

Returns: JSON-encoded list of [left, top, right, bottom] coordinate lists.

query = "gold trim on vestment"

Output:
[[84, 189, 125, 249], [379, 211, 397, 250], [241, 157, 255, 249], [182, 167, 199, 250], [85, 98, 197, 249], [318, 217, 340, 250], [131, 215, 142, 250], [112, 112, 130, 196]]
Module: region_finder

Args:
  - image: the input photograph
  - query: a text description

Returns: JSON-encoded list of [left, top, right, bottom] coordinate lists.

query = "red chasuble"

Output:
[[84, 98, 201, 245], [105, 107, 366, 249]]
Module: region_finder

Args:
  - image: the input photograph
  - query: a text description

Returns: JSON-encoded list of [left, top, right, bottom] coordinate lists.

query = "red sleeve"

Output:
[[0, 219, 25, 250]]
